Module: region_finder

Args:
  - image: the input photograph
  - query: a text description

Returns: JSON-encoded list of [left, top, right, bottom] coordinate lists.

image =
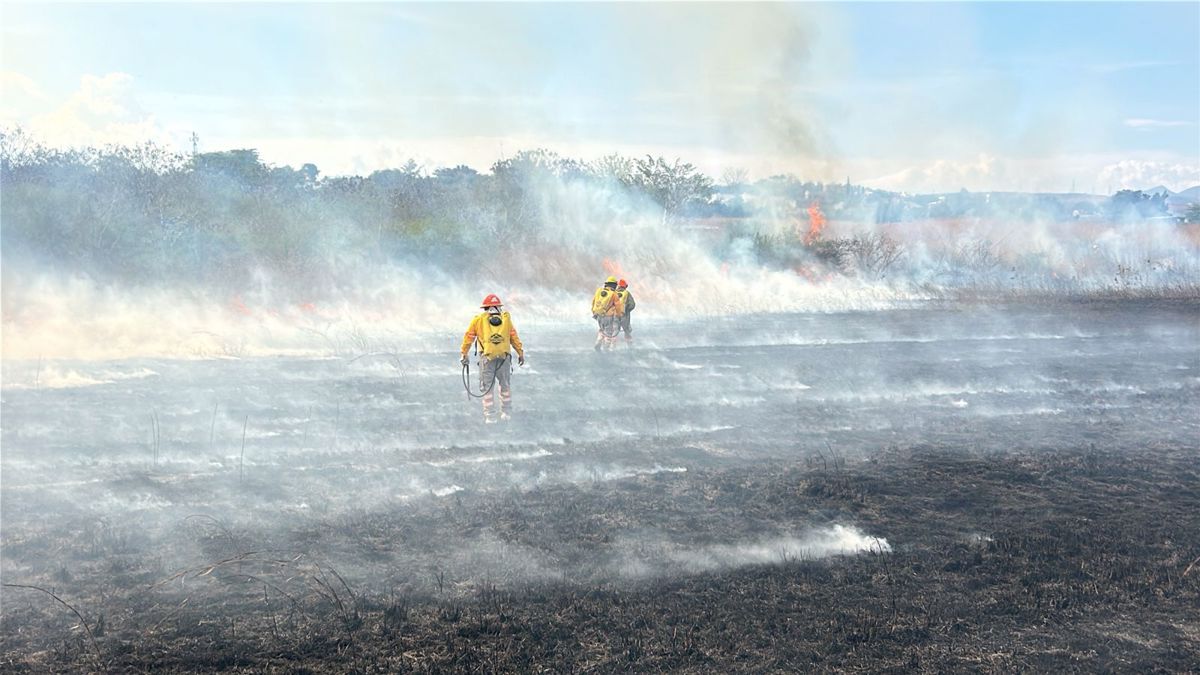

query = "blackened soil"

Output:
[[2, 443, 1198, 673]]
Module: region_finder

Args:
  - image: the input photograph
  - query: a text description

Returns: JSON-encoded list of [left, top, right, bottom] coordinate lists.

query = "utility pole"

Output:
[[190, 132, 199, 157]]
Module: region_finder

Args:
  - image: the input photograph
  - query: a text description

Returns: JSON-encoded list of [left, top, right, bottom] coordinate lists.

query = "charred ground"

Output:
[[2, 444, 1198, 673], [2, 301, 1198, 672]]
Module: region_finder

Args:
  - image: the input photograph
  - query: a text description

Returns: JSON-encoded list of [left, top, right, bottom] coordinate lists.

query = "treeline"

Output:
[[1, 130, 734, 291], [3, 128, 1189, 298], [2, 128, 931, 291]]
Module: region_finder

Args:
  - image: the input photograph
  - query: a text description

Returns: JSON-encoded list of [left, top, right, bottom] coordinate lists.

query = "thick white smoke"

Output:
[[615, 525, 890, 578]]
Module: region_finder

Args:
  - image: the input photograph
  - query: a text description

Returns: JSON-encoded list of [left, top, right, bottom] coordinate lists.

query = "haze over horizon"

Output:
[[2, 2, 1198, 194]]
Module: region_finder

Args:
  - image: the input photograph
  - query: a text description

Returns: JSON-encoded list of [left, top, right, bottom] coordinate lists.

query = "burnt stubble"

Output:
[[2, 301, 1197, 672]]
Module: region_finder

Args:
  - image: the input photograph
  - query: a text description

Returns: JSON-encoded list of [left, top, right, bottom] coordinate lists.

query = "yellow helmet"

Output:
[[605, 275, 618, 284]]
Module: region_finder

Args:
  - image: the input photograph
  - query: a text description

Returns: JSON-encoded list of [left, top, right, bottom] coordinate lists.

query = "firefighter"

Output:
[[591, 276, 625, 351], [460, 294, 526, 423], [616, 278, 636, 344]]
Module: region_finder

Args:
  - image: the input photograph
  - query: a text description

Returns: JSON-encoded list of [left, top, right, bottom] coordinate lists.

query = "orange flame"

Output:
[[793, 265, 818, 282], [805, 201, 826, 245], [602, 258, 625, 279], [230, 295, 252, 317]]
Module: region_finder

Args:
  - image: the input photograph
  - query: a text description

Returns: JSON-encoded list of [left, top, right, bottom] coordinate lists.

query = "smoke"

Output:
[[615, 526, 889, 578], [0, 266, 485, 360], [2, 364, 157, 390], [436, 526, 893, 585], [0, 136, 918, 360], [2, 68, 1198, 363], [4, 297, 1195, 605], [0, 256, 915, 362]]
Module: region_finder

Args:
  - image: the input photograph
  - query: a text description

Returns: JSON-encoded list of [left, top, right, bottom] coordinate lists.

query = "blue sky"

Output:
[[2, 2, 1197, 192]]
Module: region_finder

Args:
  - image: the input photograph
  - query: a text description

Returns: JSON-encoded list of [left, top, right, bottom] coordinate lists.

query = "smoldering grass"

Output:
[[146, 596, 191, 635], [239, 415, 248, 482], [332, 401, 340, 450], [381, 587, 411, 630], [2, 583, 103, 666], [209, 402, 218, 448], [302, 405, 312, 449], [182, 514, 239, 551], [155, 550, 362, 631], [656, 526, 889, 574], [149, 409, 161, 467], [422, 448, 554, 467]]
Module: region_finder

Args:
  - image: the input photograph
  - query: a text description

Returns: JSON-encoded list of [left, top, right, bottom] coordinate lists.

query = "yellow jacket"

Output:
[[461, 312, 525, 359], [616, 289, 635, 314], [591, 287, 625, 317]]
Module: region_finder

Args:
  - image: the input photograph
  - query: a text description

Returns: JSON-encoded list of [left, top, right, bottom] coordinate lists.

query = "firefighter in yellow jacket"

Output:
[[460, 294, 526, 423], [591, 276, 625, 351]]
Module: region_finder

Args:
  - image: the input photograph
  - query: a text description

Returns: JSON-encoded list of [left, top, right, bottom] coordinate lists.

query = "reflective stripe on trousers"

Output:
[[479, 355, 512, 420]]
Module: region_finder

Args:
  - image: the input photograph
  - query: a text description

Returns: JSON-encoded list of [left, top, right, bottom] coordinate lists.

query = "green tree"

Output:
[[192, 149, 268, 185], [630, 155, 714, 221]]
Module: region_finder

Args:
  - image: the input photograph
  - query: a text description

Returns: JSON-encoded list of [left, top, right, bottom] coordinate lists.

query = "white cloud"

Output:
[[7, 72, 187, 149], [859, 154, 1200, 194], [1124, 118, 1193, 129], [0, 71, 46, 102], [0, 71, 49, 126], [866, 154, 1004, 193], [1097, 159, 1200, 192], [1089, 60, 1181, 74]]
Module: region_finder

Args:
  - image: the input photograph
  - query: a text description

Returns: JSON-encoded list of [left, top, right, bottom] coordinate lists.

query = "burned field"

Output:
[[2, 301, 1198, 672]]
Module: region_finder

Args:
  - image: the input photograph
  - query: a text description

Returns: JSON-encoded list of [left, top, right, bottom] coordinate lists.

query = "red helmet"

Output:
[[618, 278, 628, 288], [480, 294, 502, 308]]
